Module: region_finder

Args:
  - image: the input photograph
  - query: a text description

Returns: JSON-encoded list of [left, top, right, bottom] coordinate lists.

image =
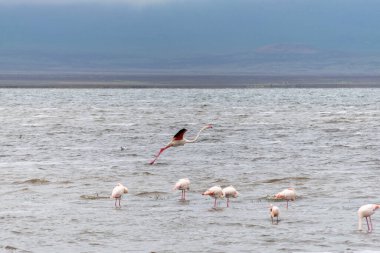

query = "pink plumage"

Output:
[[174, 178, 190, 200], [149, 124, 213, 165], [274, 188, 296, 209], [111, 183, 128, 208], [358, 204, 380, 232], [202, 185, 224, 208], [270, 204, 280, 224], [222, 186, 239, 207]]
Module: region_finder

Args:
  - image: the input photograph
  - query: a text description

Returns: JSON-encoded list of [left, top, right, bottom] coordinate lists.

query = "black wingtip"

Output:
[[173, 128, 187, 140]]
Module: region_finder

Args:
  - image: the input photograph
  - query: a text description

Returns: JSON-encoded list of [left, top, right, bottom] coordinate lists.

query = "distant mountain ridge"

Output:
[[255, 44, 319, 54]]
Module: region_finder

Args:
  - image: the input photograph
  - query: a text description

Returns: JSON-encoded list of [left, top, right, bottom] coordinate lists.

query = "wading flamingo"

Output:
[[274, 188, 296, 209], [358, 204, 380, 232], [270, 204, 280, 224], [149, 124, 212, 165], [110, 183, 128, 208], [202, 186, 224, 208], [173, 178, 190, 200], [222, 186, 239, 207]]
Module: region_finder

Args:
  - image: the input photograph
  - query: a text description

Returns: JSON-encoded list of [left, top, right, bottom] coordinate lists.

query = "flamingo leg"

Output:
[[227, 198, 230, 208], [214, 198, 217, 208], [115, 199, 117, 207], [271, 216, 274, 224], [286, 200, 289, 209], [366, 217, 370, 232], [369, 216, 373, 232], [277, 216, 279, 224], [119, 198, 121, 207], [183, 190, 186, 200], [150, 145, 171, 165]]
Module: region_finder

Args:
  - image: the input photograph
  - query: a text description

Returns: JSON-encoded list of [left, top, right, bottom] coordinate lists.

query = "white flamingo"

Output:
[[270, 204, 280, 224], [110, 183, 128, 208], [173, 178, 190, 200], [358, 204, 380, 232], [274, 188, 296, 209], [202, 186, 224, 208], [149, 124, 212, 165], [222, 186, 239, 207]]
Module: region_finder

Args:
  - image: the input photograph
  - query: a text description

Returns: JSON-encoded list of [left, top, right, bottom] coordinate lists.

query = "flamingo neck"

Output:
[[185, 126, 208, 143]]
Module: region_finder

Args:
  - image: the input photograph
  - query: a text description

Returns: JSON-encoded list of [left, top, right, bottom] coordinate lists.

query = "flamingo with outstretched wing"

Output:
[[149, 124, 212, 165]]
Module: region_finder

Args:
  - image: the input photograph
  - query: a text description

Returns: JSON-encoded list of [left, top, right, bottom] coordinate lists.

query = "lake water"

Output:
[[0, 88, 379, 253]]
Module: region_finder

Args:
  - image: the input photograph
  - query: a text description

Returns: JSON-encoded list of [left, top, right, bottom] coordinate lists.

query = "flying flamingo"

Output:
[[222, 186, 239, 207], [358, 204, 380, 232], [173, 178, 190, 200], [202, 185, 224, 208], [149, 124, 213, 165], [270, 204, 280, 224], [110, 183, 129, 208], [274, 188, 296, 209]]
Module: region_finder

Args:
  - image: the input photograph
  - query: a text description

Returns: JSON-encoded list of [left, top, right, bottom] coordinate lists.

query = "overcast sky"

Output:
[[1, 0, 380, 73]]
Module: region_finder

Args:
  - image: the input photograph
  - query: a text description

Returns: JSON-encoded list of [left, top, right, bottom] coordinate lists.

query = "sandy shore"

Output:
[[1, 73, 380, 88]]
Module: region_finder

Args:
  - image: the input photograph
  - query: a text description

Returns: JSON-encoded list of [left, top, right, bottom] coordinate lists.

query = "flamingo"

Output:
[[274, 188, 296, 209], [173, 178, 190, 200], [110, 183, 128, 208], [358, 204, 380, 232], [222, 186, 239, 207], [270, 204, 280, 224], [202, 186, 224, 208], [149, 124, 213, 165]]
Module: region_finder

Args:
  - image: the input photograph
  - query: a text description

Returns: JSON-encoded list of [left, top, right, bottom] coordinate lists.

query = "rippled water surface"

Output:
[[1, 88, 380, 253]]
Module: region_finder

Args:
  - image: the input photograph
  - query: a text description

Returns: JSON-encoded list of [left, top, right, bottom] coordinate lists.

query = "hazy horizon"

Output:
[[1, 0, 380, 74]]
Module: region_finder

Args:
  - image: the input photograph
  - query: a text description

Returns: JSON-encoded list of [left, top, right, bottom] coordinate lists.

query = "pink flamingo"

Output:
[[202, 186, 224, 208], [149, 124, 212, 165], [222, 186, 239, 207], [270, 204, 280, 224], [274, 188, 296, 209], [110, 183, 128, 208], [173, 178, 190, 200], [358, 204, 380, 232]]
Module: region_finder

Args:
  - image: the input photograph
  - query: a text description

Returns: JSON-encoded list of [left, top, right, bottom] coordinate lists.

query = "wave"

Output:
[[261, 177, 310, 184], [14, 178, 50, 185], [135, 191, 169, 199], [80, 194, 109, 200]]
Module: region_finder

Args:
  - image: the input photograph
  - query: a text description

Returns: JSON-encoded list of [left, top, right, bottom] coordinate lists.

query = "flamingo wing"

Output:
[[111, 185, 124, 198], [173, 128, 187, 140]]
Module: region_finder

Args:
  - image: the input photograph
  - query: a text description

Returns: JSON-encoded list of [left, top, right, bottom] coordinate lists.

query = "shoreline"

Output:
[[1, 73, 380, 88]]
